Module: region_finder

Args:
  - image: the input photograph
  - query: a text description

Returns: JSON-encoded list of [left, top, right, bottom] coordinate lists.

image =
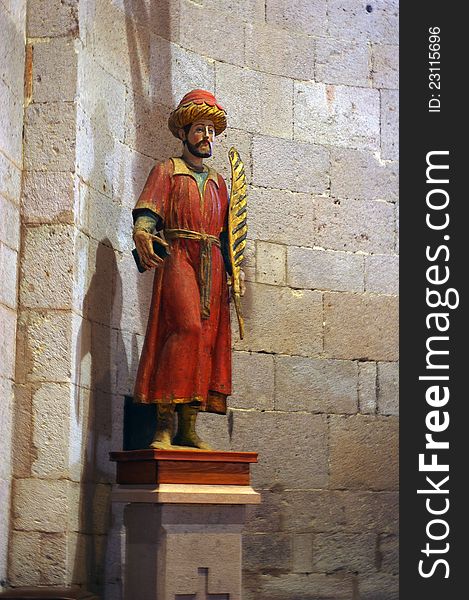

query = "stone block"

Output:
[[203, 0, 265, 21], [265, 0, 327, 36], [316, 38, 370, 87], [0, 241, 18, 308], [0, 195, 20, 251], [324, 292, 398, 361], [329, 414, 399, 490], [275, 356, 358, 414], [8, 530, 42, 586], [379, 533, 398, 574], [180, 0, 244, 65], [256, 241, 286, 285], [231, 350, 275, 410], [0, 150, 22, 202], [372, 44, 399, 89], [252, 135, 329, 194], [13, 478, 69, 532], [0, 304, 16, 379], [0, 3, 25, 99], [112, 141, 157, 213], [24, 102, 76, 171], [115, 330, 145, 397], [69, 482, 112, 536], [0, 79, 23, 164], [90, 323, 118, 395], [365, 254, 399, 295], [377, 362, 399, 416], [31, 383, 71, 478], [208, 127, 252, 185], [381, 89, 399, 161], [331, 148, 398, 202], [27, 0, 78, 37], [358, 361, 377, 414], [216, 63, 293, 138], [292, 533, 313, 573], [40, 532, 68, 585], [32, 37, 77, 103], [358, 573, 399, 600], [81, 238, 116, 326], [328, 0, 399, 44], [287, 247, 364, 292], [249, 187, 315, 247], [243, 572, 353, 600], [313, 531, 377, 574], [230, 410, 328, 489], [240, 239, 256, 282], [294, 82, 380, 150], [78, 50, 127, 142], [86, 186, 129, 253], [20, 225, 76, 309], [22, 171, 75, 224], [16, 309, 73, 383], [244, 533, 292, 571], [113, 0, 180, 41], [11, 383, 33, 478], [194, 411, 231, 452], [245, 22, 315, 80], [314, 197, 395, 254], [0, 478, 10, 578], [124, 94, 181, 160], [235, 283, 323, 356], [0, 378, 13, 479]]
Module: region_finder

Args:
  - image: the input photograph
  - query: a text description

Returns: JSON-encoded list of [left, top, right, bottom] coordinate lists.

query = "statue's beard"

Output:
[[185, 139, 212, 158]]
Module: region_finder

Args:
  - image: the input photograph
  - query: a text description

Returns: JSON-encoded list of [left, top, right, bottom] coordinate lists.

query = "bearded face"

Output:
[[182, 120, 215, 158]]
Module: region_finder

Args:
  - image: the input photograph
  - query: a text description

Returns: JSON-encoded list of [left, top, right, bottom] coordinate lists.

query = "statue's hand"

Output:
[[133, 230, 169, 270]]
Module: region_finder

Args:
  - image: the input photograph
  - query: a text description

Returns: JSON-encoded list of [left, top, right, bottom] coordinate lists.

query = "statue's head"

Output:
[[168, 90, 227, 159]]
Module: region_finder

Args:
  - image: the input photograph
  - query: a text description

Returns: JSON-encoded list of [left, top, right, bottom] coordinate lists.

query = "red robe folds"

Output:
[[133, 157, 231, 414]]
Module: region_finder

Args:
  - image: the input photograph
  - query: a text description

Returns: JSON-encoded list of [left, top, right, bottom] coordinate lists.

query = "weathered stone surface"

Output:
[[22, 171, 75, 224], [113, 0, 180, 41], [86, 187, 130, 253], [265, 0, 327, 36], [358, 361, 377, 414], [81, 239, 115, 327], [314, 197, 395, 254], [0, 304, 16, 379], [216, 63, 293, 138], [313, 531, 377, 574], [331, 148, 398, 202], [24, 102, 76, 171], [194, 411, 231, 452], [10, 383, 33, 478], [180, 0, 244, 65], [252, 135, 329, 194], [244, 533, 292, 571], [275, 356, 358, 414], [0, 240, 18, 309], [358, 573, 399, 600], [203, 0, 265, 22], [0, 478, 11, 577], [365, 254, 399, 295], [249, 187, 315, 247], [208, 127, 252, 184], [328, 0, 399, 44], [115, 330, 145, 397], [381, 89, 399, 161], [0, 378, 13, 478], [245, 23, 315, 80], [372, 44, 399, 89], [8, 530, 42, 586], [231, 351, 275, 410], [230, 410, 328, 489], [256, 241, 286, 286], [15, 310, 73, 383], [292, 533, 313, 573], [377, 362, 399, 416], [0, 3, 25, 98], [294, 82, 380, 150], [379, 533, 398, 574], [329, 415, 399, 490], [324, 292, 398, 361], [235, 283, 322, 356], [0, 79, 23, 164], [40, 532, 67, 585], [287, 247, 364, 292], [32, 37, 77, 103], [112, 141, 157, 213], [0, 151, 22, 202], [243, 572, 354, 600], [20, 225, 76, 309], [316, 38, 370, 87], [27, 0, 78, 37], [13, 478, 69, 532], [0, 194, 20, 252]]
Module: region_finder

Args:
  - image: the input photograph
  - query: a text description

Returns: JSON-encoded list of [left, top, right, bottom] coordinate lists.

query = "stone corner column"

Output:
[[113, 484, 260, 600]]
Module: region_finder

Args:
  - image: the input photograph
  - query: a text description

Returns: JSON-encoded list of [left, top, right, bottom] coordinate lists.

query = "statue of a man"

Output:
[[132, 89, 240, 450]]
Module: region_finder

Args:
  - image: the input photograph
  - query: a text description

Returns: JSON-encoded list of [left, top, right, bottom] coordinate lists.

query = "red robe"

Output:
[[133, 157, 231, 414]]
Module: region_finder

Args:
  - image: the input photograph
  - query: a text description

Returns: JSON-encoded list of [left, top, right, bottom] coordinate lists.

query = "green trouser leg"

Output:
[[149, 404, 175, 450], [172, 404, 212, 450]]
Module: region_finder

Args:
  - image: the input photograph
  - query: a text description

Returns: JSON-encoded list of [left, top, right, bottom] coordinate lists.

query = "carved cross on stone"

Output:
[[175, 567, 230, 600]]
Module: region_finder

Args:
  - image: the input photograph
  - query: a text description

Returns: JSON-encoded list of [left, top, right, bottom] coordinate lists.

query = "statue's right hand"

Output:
[[133, 230, 169, 270]]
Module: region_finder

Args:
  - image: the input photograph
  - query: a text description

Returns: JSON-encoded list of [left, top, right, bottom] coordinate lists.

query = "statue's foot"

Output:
[[149, 439, 175, 450], [172, 434, 212, 451]]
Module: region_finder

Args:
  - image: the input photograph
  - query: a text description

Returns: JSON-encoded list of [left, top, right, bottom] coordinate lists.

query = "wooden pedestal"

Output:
[[109, 449, 258, 486]]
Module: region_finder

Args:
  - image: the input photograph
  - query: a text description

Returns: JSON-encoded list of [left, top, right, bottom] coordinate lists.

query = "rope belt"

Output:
[[165, 228, 221, 319]]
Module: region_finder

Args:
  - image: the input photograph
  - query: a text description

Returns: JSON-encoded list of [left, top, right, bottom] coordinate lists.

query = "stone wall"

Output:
[[0, 0, 25, 586], [2, 0, 398, 598]]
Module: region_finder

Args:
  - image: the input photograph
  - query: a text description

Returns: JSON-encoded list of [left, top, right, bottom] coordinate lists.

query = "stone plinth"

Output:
[[110, 450, 260, 600]]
